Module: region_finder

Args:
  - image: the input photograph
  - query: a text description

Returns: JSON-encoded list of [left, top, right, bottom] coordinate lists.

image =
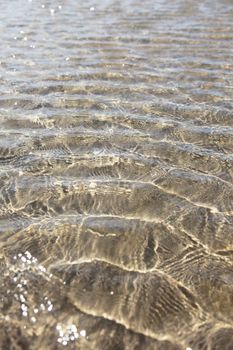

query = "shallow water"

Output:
[[0, 0, 233, 349]]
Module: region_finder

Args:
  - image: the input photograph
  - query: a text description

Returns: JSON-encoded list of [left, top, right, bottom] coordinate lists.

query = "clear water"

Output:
[[0, 0, 233, 349]]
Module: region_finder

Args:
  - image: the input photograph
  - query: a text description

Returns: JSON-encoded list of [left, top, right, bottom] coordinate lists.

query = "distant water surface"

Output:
[[0, 0, 233, 349]]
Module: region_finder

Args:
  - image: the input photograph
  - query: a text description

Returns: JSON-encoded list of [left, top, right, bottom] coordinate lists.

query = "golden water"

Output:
[[0, 0, 233, 349]]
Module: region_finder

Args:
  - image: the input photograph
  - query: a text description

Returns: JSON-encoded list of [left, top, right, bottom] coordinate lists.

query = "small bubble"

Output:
[[21, 304, 27, 311], [50, 8, 55, 15], [31, 317, 36, 323], [41, 4, 45, 8], [58, 5, 62, 10], [40, 303, 45, 311], [22, 311, 28, 317], [65, 57, 70, 61], [110, 291, 114, 295], [48, 304, 53, 312], [69, 325, 77, 332], [34, 308, 39, 314], [90, 6, 95, 11], [38, 265, 46, 272], [80, 330, 86, 337], [19, 294, 26, 303]]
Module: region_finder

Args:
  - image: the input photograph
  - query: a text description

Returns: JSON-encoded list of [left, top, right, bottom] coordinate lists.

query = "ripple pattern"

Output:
[[0, 0, 233, 349]]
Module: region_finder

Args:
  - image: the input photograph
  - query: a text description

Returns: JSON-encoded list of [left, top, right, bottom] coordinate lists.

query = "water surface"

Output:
[[0, 0, 233, 349]]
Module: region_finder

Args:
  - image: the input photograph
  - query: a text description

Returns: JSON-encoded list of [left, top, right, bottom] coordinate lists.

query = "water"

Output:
[[0, 0, 233, 349]]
